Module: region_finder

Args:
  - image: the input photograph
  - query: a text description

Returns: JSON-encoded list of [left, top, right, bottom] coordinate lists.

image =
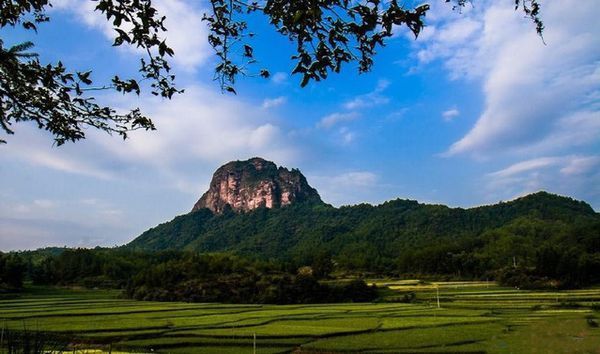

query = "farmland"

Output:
[[1, 282, 599, 353]]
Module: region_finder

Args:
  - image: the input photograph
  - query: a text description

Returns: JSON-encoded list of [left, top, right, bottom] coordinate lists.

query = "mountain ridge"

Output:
[[127, 189, 598, 264], [126, 158, 598, 273]]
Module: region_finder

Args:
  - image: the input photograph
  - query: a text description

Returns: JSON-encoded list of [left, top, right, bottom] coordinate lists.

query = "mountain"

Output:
[[127, 158, 599, 275], [192, 157, 322, 214]]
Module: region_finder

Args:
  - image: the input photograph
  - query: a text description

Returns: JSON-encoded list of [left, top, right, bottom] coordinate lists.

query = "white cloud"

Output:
[[521, 110, 600, 155], [271, 72, 288, 84], [0, 217, 131, 251], [343, 79, 391, 110], [1, 198, 123, 224], [488, 157, 563, 179], [560, 156, 600, 176], [98, 86, 297, 167], [309, 171, 379, 206], [2, 130, 114, 180], [330, 171, 378, 187], [413, 12, 483, 70], [442, 108, 460, 121], [33, 199, 58, 209], [248, 124, 281, 148], [409, 0, 600, 208], [339, 127, 355, 145], [154, 0, 212, 71], [422, 0, 600, 157], [2, 85, 300, 197], [437, 18, 481, 44], [485, 155, 600, 205], [51, 0, 112, 36], [0, 197, 133, 250], [415, 25, 437, 42], [52, 0, 211, 71], [317, 112, 360, 129], [262, 96, 287, 109]]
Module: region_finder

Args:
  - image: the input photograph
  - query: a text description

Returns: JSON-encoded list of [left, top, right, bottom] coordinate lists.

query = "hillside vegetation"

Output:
[[127, 191, 600, 287], [2, 192, 598, 298]]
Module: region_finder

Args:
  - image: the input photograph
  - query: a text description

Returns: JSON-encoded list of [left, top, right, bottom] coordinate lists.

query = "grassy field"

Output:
[[1, 282, 599, 353]]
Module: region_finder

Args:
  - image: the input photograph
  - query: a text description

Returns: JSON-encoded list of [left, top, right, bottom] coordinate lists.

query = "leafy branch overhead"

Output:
[[0, 0, 543, 144], [0, 40, 152, 145], [0, 0, 181, 145], [203, 0, 544, 92]]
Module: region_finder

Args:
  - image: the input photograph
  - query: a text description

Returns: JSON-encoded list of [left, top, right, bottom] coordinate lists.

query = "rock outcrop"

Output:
[[192, 157, 322, 214]]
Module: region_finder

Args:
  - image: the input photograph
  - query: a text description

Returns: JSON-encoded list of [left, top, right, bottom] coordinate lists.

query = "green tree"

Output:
[[1, 0, 178, 145], [204, 0, 543, 91], [1, 0, 543, 144], [0, 252, 25, 289]]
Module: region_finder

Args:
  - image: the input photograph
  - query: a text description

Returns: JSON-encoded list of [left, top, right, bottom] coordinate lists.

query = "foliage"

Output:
[[20, 249, 376, 304], [0, 0, 179, 145], [1, 0, 545, 142], [126, 268, 376, 304], [129, 191, 600, 288], [11, 193, 600, 299], [0, 253, 25, 291], [203, 0, 545, 91]]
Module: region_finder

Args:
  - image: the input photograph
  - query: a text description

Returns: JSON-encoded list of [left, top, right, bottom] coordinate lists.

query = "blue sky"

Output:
[[1, 0, 599, 250]]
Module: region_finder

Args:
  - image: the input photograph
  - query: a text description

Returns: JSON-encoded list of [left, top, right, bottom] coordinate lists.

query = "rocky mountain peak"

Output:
[[192, 157, 322, 214]]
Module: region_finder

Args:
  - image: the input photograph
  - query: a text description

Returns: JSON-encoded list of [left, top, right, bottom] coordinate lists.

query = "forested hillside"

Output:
[[3, 192, 597, 295], [127, 191, 600, 287]]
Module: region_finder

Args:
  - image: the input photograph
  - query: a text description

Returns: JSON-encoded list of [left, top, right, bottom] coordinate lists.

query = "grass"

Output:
[[1, 283, 599, 353]]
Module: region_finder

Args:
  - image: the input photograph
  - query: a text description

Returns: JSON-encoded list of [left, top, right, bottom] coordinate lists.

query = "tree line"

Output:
[[1, 249, 376, 304], [2, 192, 599, 295], [129, 192, 600, 289]]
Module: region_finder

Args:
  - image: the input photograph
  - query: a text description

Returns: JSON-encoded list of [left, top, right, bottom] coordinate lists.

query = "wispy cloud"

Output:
[[33, 199, 58, 209], [560, 156, 600, 176], [338, 127, 355, 145], [331, 171, 378, 186], [317, 112, 361, 129], [0, 197, 131, 250], [262, 96, 287, 109], [442, 108, 460, 121], [3, 85, 301, 196], [488, 157, 563, 179], [309, 171, 379, 206], [420, 0, 600, 157], [408, 0, 600, 207], [485, 155, 600, 205], [2, 129, 115, 180], [271, 72, 288, 85], [343, 79, 391, 110], [316, 79, 392, 145], [0, 217, 131, 251], [52, 0, 211, 71], [112, 87, 296, 163]]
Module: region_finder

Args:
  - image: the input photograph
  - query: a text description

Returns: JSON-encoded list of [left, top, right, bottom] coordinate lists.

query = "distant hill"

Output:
[[127, 159, 599, 281]]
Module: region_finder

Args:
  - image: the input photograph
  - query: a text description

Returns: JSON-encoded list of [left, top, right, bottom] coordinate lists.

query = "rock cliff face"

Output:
[[192, 158, 322, 214]]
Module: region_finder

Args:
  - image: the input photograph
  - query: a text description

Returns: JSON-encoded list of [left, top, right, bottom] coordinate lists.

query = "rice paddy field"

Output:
[[1, 281, 599, 353]]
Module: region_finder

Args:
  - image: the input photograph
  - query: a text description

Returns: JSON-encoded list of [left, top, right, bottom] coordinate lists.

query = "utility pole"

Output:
[[253, 332, 257, 354], [436, 285, 440, 309]]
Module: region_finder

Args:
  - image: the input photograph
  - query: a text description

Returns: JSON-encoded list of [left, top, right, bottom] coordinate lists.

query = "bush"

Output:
[[495, 266, 562, 290], [0, 253, 25, 291]]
